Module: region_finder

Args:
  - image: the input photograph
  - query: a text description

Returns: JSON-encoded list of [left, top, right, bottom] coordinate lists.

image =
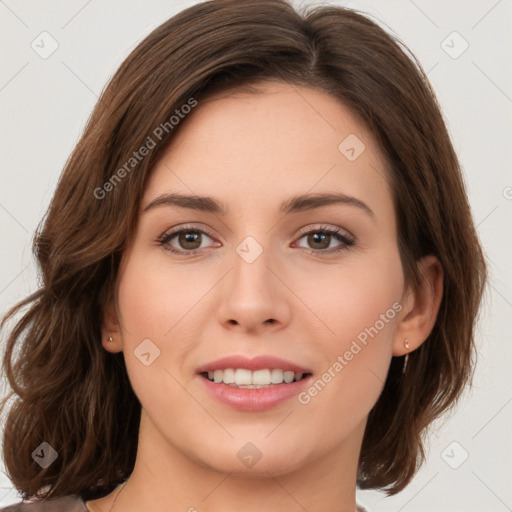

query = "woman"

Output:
[[0, 1, 487, 511]]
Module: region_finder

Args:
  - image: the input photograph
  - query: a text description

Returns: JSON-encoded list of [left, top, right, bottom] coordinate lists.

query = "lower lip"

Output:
[[199, 374, 312, 411]]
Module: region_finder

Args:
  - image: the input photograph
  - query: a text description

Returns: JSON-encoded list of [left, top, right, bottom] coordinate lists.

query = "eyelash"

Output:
[[156, 224, 355, 257]]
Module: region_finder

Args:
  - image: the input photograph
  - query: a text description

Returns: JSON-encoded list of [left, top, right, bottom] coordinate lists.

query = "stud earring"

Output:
[[404, 338, 410, 351], [107, 336, 113, 342]]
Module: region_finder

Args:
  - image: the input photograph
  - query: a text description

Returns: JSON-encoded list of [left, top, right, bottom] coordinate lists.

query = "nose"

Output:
[[216, 242, 292, 335]]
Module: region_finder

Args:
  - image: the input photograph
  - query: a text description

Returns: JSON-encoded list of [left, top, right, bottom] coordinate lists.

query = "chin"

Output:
[[188, 434, 314, 477]]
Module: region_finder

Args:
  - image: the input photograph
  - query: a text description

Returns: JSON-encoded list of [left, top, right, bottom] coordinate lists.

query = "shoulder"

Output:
[[0, 495, 88, 512]]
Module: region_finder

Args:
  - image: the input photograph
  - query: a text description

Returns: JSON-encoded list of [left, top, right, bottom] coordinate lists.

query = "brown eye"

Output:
[[295, 226, 355, 255], [306, 232, 331, 250], [157, 226, 218, 255], [176, 230, 203, 250]]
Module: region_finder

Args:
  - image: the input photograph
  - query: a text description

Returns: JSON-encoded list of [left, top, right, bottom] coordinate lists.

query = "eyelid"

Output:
[[292, 224, 355, 253], [157, 223, 218, 244], [295, 224, 354, 240], [156, 223, 355, 255]]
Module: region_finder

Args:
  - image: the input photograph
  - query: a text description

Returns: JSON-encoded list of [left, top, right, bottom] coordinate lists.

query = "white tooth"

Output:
[[213, 370, 223, 383], [270, 369, 284, 384], [235, 368, 252, 385], [252, 369, 271, 385], [241, 384, 270, 389], [294, 373, 303, 382], [223, 368, 235, 384], [208, 371, 214, 380], [283, 371, 294, 383]]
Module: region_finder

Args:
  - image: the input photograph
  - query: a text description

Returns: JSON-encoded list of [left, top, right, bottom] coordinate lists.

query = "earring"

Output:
[[107, 336, 113, 342], [402, 338, 409, 375]]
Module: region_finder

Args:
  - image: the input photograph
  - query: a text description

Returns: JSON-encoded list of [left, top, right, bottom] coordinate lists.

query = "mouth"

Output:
[[200, 368, 311, 388], [196, 355, 313, 411]]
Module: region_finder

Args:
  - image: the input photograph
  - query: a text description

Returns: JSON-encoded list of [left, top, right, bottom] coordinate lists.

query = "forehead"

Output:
[[144, 81, 392, 219]]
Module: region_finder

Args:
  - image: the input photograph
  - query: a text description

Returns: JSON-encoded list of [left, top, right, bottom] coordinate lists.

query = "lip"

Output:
[[196, 355, 312, 412], [196, 354, 310, 374]]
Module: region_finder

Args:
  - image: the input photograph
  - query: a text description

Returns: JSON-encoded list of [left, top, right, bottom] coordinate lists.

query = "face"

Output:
[[108, 81, 408, 476]]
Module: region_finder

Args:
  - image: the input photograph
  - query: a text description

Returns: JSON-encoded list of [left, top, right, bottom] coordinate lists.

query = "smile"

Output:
[[203, 368, 308, 387], [196, 354, 313, 411]]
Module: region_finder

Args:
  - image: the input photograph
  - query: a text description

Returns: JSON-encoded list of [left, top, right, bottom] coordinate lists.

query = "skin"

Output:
[[87, 81, 443, 512]]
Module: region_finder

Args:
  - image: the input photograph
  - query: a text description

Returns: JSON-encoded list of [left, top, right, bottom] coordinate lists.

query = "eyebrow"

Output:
[[143, 192, 374, 218]]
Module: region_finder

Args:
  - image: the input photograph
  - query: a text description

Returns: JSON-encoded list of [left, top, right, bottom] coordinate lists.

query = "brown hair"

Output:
[[1, 0, 487, 500]]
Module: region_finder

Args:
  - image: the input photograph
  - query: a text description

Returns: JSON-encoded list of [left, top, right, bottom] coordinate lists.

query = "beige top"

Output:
[[0, 496, 88, 511], [1, 495, 369, 511]]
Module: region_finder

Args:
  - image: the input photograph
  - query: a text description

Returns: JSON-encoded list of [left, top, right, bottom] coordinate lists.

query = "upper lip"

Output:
[[196, 355, 311, 374]]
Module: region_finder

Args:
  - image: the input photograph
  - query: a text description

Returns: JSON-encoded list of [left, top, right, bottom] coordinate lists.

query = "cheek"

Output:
[[298, 252, 403, 418], [114, 261, 188, 428], [302, 247, 402, 349], [115, 252, 215, 404], [116, 251, 208, 340]]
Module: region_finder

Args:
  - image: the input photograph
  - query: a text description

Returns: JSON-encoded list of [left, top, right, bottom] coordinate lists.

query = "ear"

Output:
[[100, 299, 123, 354], [392, 254, 444, 356]]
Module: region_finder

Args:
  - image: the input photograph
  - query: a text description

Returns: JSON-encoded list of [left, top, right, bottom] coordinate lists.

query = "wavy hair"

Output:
[[1, 0, 487, 500]]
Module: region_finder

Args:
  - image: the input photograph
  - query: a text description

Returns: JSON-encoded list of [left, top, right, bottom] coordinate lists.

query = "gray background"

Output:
[[1, 1, 511, 510]]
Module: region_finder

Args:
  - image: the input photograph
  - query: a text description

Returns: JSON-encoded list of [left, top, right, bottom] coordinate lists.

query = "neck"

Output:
[[88, 410, 365, 512]]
